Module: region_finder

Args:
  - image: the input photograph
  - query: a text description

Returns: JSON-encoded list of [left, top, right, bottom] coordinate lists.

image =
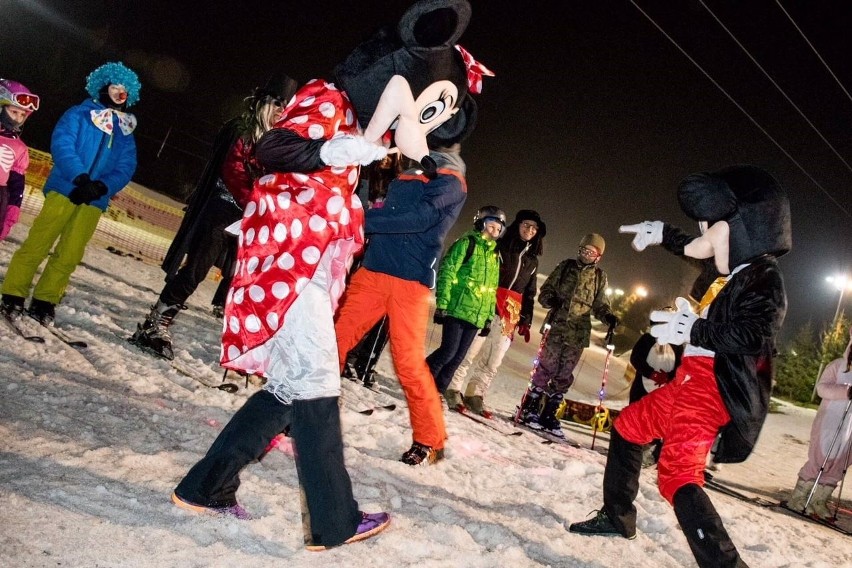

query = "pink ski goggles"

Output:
[[11, 92, 40, 112]]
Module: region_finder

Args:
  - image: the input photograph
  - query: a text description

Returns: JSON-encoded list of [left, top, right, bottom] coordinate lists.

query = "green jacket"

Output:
[[538, 258, 612, 347], [435, 230, 500, 328]]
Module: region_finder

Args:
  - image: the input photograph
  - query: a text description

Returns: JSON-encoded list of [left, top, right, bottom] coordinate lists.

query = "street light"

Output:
[[634, 285, 649, 299], [810, 274, 852, 401]]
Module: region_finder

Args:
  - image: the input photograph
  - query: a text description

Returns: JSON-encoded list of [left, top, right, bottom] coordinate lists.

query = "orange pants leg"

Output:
[[334, 268, 387, 374], [385, 275, 446, 450]]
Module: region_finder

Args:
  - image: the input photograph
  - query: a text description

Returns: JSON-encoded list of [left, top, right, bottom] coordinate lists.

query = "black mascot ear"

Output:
[[427, 96, 477, 147], [398, 0, 471, 48], [677, 173, 738, 223]]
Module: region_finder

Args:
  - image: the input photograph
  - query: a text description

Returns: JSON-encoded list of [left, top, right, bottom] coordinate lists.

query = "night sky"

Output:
[[3, 0, 852, 341]]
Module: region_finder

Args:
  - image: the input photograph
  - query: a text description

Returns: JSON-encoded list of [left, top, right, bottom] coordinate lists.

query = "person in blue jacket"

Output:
[[1, 62, 139, 326]]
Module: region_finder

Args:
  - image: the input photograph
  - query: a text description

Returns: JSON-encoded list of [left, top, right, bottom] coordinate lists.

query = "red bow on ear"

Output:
[[455, 45, 494, 94]]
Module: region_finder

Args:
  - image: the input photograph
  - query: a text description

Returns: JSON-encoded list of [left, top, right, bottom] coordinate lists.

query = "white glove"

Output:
[[619, 220, 664, 251], [650, 297, 697, 346], [319, 135, 388, 166]]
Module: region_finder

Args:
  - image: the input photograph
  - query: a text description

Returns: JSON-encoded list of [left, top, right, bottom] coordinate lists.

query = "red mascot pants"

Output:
[[614, 355, 731, 503], [335, 268, 446, 449]]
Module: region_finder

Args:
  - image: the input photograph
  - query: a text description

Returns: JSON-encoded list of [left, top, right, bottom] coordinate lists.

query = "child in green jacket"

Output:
[[428, 205, 503, 393]]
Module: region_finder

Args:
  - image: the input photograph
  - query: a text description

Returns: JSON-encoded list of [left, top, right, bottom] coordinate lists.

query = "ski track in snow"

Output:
[[1, 227, 851, 567]]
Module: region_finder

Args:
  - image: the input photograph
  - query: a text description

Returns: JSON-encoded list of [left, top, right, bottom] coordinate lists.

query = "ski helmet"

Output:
[[0, 79, 39, 113], [473, 205, 507, 237]]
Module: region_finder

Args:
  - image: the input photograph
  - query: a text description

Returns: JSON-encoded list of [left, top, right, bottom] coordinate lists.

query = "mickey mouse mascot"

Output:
[[570, 165, 791, 568]]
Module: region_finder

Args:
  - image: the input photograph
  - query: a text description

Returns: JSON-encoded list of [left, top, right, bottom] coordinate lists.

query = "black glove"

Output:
[[72, 173, 91, 188], [68, 179, 108, 205], [433, 308, 447, 325], [604, 313, 619, 328], [479, 321, 491, 337]]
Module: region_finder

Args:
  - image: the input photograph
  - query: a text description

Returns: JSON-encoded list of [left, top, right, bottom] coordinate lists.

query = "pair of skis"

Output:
[[2, 313, 88, 349], [703, 474, 851, 537]]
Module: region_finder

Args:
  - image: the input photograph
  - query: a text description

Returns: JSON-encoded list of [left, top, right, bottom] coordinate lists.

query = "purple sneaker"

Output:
[[306, 511, 391, 551], [171, 491, 253, 520]]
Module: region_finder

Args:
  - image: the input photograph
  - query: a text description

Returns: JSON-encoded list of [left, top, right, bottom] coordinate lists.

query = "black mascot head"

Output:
[[677, 165, 792, 274]]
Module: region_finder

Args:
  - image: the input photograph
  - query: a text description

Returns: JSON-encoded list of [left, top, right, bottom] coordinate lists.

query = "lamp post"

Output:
[[810, 275, 852, 401]]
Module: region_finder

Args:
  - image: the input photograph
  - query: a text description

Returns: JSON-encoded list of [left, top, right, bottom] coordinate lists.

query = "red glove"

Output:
[[517, 323, 531, 343], [650, 370, 670, 387]]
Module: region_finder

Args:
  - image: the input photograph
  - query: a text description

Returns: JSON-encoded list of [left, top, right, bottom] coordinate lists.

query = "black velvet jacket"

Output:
[[690, 256, 786, 463]]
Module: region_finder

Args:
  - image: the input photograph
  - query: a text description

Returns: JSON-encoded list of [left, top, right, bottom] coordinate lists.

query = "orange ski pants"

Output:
[[335, 268, 446, 449]]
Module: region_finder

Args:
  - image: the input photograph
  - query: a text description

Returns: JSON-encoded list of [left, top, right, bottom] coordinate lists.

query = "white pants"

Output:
[[446, 317, 511, 398]]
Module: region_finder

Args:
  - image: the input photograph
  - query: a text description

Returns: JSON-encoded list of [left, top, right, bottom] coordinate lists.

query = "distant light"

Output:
[[605, 287, 613, 297], [635, 286, 648, 298], [826, 275, 852, 291], [615, 289, 624, 297]]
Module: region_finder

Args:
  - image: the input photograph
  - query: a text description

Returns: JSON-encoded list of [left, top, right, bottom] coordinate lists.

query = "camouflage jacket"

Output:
[[538, 258, 612, 347]]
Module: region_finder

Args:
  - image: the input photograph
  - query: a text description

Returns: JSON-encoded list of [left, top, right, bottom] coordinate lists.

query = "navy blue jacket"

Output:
[[362, 151, 467, 288]]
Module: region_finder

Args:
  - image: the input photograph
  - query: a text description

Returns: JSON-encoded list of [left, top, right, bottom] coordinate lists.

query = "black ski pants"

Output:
[[174, 390, 361, 547], [602, 429, 745, 567], [160, 198, 239, 307]]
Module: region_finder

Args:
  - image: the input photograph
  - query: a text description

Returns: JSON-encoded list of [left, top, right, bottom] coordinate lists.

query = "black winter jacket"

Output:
[[690, 256, 786, 463], [496, 239, 539, 326]]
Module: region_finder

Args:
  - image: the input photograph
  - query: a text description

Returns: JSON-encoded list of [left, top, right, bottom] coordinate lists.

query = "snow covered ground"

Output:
[[2, 221, 851, 568]]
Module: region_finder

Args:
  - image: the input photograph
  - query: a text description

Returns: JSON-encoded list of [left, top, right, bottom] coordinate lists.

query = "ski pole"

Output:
[[832, 421, 852, 521], [802, 397, 852, 514], [591, 322, 617, 451], [515, 322, 551, 423]]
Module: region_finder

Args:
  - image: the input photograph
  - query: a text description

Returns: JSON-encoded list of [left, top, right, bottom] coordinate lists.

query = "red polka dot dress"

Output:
[[220, 80, 365, 380]]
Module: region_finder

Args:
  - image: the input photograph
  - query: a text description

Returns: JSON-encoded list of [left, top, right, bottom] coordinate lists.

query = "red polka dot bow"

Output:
[[455, 45, 495, 94]]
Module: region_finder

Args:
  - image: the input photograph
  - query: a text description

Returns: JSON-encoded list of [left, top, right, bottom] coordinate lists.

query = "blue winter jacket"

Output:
[[362, 150, 467, 288], [44, 99, 137, 211]]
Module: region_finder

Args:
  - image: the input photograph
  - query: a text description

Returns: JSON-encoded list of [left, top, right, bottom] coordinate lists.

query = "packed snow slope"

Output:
[[1, 224, 850, 567]]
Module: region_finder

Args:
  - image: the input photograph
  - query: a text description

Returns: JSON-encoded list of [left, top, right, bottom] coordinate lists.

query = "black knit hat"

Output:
[[513, 209, 547, 239]]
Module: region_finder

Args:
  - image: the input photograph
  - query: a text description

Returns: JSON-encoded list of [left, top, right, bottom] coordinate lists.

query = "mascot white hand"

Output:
[[619, 220, 664, 251], [650, 297, 697, 346], [320, 134, 388, 166]]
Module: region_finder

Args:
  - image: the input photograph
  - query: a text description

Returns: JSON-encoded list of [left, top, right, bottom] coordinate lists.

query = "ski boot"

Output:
[[517, 386, 545, 425], [27, 298, 56, 327], [400, 442, 444, 466], [463, 394, 492, 418], [362, 370, 377, 388], [444, 389, 465, 412], [531, 393, 565, 438], [0, 294, 25, 322], [129, 300, 182, 360]]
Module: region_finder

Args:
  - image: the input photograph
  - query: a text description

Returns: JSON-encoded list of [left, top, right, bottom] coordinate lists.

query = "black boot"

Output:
[[673, 484, 747, 568], [601, 428, 644, 538], [518, 386, 545, 424], [129, 299, 182, 360], [0, 294, 25, 321], [532, 392, 564, 437], [27, 298, 56, 327]]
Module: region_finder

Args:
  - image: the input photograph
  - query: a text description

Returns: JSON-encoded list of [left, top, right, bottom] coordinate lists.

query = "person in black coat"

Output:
[[129, 74, 296, 360]]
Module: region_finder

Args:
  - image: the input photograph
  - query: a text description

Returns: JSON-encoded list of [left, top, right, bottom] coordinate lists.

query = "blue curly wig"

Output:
[[85, 62, 141, 106]]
